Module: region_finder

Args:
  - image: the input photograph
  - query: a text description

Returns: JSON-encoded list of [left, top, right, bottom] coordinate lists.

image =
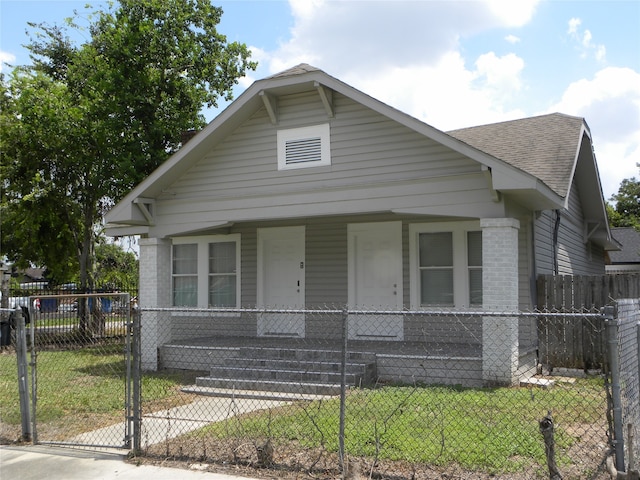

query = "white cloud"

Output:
[[486, 0, 538, 26], [342, 51, 526, 131], [474, 52, 524, 99], [568, 17, 581, 35], [567, 17, 606, 62], [269, 0, 540, 76], [547, 67, 640, 198], [505, 34, 521, 44], [0, 51, 16, 72]]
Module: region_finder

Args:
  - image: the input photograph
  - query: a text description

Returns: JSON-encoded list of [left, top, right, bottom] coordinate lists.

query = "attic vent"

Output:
[[277, 124, 330, 170], [285, 137, 322, 165]]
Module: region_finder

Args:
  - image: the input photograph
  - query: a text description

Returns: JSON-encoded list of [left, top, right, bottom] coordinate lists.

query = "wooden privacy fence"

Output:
[[536, 274, 640, 310], [536, 274, 640, 370]]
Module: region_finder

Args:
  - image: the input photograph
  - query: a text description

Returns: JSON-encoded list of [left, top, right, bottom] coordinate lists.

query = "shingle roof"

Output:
[[447, 113, 585, 198], [610, 227, 640, 264], [266, 63, 320, 79]]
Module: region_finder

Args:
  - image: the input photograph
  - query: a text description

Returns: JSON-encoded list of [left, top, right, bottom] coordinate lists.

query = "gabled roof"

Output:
[[105, 64, 614, 249], [448, 113, 584, 198], [447, 112, 616, 249], [610, 227, 640, 264]]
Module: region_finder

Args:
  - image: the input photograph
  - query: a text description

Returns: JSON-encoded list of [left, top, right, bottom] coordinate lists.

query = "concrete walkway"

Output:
[[0, 444, 259, 480], [2, 393, 295, 480], [70, 392, 289, 448]]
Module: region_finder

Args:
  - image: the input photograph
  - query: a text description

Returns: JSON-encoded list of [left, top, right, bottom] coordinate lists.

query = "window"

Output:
[[277, 124, 330, 170], [172, 235, 240, 308], [419, 232, 454, 305], [208, 241, 237, 307], [467, 231, 483, 306], [172, 244, 198, 306], [409, 222, 482, 308]]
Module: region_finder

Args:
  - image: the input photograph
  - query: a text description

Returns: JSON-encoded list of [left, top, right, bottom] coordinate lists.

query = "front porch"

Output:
[[158, 336, 485, 391]]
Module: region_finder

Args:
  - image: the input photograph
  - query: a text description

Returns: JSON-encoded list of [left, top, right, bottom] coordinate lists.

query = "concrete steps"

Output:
[[194, 346, 377, 396]]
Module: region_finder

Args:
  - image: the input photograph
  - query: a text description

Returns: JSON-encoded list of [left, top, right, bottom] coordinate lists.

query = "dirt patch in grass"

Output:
[[133, 430, 612, 480]]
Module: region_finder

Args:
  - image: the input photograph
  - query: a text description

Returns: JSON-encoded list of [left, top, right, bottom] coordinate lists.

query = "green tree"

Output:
[[95, 242, 138, 289], [0, 71, 83, 284], [608, 164, 640, 229], [1, 0, 256, 291]]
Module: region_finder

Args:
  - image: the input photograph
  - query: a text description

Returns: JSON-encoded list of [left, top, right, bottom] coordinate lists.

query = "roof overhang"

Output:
[[104, 67, 600, 234], [567, 127, 619, 250]]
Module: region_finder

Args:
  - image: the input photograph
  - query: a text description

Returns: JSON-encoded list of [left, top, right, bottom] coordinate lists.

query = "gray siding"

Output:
[[518, 218, 534, 309], [153, 91, 498, 233], [534, 179, 605, 277], [533, 210, 556, 275], [306, 222, 348, 307]]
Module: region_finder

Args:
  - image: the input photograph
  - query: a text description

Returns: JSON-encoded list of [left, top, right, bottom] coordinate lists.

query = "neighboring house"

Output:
[[607, 227, 640, 273], [12, 267, 47, 287], [105, 64, 616, 386]]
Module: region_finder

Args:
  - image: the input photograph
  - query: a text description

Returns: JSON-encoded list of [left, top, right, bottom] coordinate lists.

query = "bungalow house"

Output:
[[105, 64, 616, 387]]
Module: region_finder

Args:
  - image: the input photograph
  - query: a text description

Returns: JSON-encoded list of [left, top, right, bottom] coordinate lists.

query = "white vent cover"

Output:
[[277, 124, 330, 170], [285, 137, 322, 165]]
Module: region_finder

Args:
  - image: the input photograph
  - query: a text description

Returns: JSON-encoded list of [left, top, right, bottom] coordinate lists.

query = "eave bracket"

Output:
[[259, 90, 278, 125], [584, 221, 600, 243], [482, 165, 500, 202], [314, 82, 334, 118], [133, 197, 156, 226]]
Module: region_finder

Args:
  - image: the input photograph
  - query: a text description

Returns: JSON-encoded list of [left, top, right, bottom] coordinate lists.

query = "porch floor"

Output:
[[164, 336, 482, 359]]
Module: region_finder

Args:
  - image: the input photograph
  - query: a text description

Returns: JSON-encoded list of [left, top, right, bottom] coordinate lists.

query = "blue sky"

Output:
[[1, 0, 639, 200]]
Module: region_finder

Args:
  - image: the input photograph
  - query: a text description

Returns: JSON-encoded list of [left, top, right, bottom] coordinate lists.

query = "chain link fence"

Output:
[[3, 300, 639, 479], [0, 293, 133, 448], [131, 306, 613, 479], [608, 299, 640, 475]]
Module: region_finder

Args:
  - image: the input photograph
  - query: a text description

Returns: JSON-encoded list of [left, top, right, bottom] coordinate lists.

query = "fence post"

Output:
[[339, 308, 348, 478], [132, 306, 142, 454], [29, 303, 38, 444], [539, 412, 562, 480], [13, 308, 32, 442], [605, 304, 626, 473]]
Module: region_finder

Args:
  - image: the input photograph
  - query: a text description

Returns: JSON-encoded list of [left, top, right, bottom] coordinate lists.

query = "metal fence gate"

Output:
[[3, 293, 134, 449]]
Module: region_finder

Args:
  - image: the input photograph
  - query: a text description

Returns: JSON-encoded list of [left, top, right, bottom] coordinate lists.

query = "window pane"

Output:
[[209, 275, 236, 307], [421, 269, 453, 305], [469, 269, 483, 305], [419, 232, 453, 267], [209, 242, 236, 274], [173, 244, 197, 274], [173, 276, 197, 306], [467, 231, 482, 266]]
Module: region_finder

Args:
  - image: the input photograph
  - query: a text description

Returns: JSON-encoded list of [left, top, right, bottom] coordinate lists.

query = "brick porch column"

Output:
[[139, 237, 172, 371], [480, 218, 520, 386]]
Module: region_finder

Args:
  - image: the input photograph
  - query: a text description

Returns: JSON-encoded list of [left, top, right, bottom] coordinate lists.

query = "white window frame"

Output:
[[409, 221, 481, 309], [171, 234, 241, 309], [277, 123, 330, 170]]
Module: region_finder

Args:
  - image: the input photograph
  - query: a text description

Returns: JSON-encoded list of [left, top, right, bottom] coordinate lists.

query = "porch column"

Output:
[[139, 237, 172, 371], [480, 218, 520, 386]]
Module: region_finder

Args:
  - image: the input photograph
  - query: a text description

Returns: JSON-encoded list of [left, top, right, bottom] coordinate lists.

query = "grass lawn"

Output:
[[0, 345, 608, 476], [190, 379, 607, 474], [0, 344, 196, 441]]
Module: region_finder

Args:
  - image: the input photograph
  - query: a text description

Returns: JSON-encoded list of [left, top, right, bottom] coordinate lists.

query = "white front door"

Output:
[[257, 226, 305, 337], [348, 222, 403, 340]]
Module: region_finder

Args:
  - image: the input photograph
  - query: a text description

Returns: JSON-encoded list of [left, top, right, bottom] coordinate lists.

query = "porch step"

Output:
[[228, 358, 374, 376], [182, 385, 332, 401], [238, 346, 377, 363], [195, 377, 342, 396], [205, 364, 368, 385], [194, 346, 377, 396]]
